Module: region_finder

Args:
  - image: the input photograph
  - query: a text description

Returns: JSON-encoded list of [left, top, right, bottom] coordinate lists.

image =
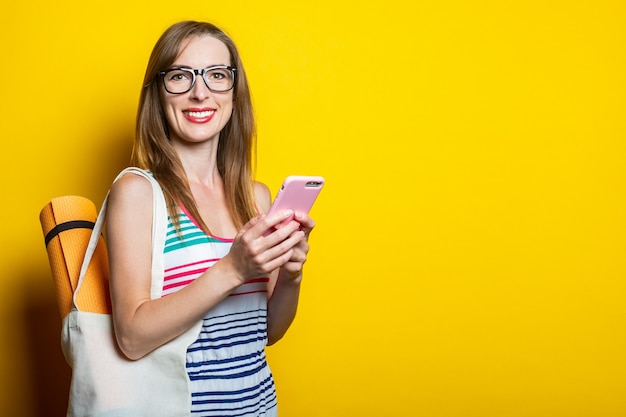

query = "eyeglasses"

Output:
[[159, 65, 237, 94]]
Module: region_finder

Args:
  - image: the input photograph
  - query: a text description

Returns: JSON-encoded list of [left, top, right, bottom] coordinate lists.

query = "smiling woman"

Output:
[[57, 20, 318, 417]]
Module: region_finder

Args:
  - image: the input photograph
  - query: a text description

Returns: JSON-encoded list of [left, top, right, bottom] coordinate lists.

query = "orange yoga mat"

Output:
[[40, 196, 111, 317]]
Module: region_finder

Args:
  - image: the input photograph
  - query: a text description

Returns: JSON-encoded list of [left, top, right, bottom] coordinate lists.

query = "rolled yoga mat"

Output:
[[40, 196, 111, 317]]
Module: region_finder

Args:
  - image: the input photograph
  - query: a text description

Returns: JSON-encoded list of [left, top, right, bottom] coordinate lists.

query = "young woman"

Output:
[[106, 21, 314, 416]]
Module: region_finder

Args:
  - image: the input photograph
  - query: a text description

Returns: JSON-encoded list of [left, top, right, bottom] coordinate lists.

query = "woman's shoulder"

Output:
[[106, 170, 154, 233], [109, 169, 154, 204], [253, 181, 272, 213]]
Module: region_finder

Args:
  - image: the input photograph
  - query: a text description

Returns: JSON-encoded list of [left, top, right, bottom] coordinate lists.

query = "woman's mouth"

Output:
[[183, 109, 215, 123]]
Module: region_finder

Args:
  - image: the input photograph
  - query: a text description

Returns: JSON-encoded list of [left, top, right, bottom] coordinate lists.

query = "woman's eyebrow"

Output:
[[169, 64, 230, 69]]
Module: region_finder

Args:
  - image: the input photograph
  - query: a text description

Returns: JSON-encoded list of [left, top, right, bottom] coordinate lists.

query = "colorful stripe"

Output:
[[163, 210, 277, 416]]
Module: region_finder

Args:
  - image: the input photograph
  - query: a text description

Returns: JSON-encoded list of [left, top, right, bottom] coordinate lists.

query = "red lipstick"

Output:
[[183, 108, 216, 124]]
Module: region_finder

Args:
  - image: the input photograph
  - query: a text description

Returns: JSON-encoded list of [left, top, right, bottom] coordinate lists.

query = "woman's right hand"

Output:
[[223, 210, 306, 283]]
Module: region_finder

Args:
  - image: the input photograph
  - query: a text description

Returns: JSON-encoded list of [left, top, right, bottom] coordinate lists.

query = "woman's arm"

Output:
[[107, 174, 302, 359], [256, 181, 316, 345]]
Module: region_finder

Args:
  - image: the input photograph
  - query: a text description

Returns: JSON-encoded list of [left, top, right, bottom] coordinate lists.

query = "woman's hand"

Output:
[[279, 211, 316, 281], [223, 209, 306, 283]]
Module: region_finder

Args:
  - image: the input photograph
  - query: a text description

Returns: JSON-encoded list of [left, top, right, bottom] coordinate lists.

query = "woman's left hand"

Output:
[[279, 211, 316, 280]]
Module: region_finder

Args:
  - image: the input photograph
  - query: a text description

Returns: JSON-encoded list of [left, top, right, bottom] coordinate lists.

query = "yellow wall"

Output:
[[1, 1, 624, 416]]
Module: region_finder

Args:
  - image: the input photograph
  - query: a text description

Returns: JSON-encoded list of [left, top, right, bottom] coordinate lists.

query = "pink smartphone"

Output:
[[264, 176, 324, 234]]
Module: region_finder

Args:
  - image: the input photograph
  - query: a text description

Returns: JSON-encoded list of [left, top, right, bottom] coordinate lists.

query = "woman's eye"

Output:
[[209, 72, 226, 80], [169, 72, 189, 82]]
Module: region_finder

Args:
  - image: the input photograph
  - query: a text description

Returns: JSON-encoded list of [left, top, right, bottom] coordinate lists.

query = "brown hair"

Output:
[[132, 20, 256, 234]]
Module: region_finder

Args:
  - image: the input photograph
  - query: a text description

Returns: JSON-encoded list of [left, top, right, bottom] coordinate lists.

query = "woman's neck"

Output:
[[173, 138, 221, 186]]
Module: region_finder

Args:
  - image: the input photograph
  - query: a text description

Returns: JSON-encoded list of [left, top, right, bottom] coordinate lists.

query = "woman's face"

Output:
[[161, 35, 234, 146]]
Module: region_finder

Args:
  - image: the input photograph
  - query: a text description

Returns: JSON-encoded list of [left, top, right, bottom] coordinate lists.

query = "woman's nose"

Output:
[[189, 76, 211, 100]]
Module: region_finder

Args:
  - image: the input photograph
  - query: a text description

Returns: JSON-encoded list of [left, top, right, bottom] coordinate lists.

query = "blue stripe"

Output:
[[189, 326, 267, 351], [200, 316, 266, 335], [186, 351, 266, 375], [187, 332, 267, 353], [186, 352, 263, 370], [195, 328, 266, 344], [164, 217, 226, 249], [202, 309, 267, 328], [166, 219, 196, 233], [166, 230, 206, 243], [188, 361, 264, 379], [189, 360, 268, 381], [165, 236, 210, 252], [192, 375, 274, 397], [192, 396, 277, 417]]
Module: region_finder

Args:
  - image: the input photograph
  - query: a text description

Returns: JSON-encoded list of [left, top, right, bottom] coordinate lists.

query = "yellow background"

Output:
[[1, 1, 625, 416]]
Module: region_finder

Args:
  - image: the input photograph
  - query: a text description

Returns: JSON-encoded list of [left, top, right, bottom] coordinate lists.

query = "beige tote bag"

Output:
[[56, 168, 201, 417]]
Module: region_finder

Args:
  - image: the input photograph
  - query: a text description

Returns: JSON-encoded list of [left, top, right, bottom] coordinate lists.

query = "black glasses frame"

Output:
[[159, 65, 237, 94]]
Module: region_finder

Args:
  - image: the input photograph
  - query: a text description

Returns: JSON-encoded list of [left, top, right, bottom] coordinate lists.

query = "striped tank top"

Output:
[[162, 208, 278, 416]]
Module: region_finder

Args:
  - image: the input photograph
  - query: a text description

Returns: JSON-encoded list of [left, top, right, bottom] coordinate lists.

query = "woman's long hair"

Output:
[[132, 21, 257, 235]]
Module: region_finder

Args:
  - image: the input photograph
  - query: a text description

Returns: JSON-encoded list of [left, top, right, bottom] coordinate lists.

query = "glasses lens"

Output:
[[204, 67, 235, 92], [163, 69, 193, 94]]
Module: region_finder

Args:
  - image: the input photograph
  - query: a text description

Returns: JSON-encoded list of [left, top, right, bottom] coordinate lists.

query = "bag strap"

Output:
[[73, 167, 168, 310]]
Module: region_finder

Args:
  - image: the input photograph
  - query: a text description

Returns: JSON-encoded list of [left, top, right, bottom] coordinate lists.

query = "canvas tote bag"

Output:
[[45, 167, 201, 417]]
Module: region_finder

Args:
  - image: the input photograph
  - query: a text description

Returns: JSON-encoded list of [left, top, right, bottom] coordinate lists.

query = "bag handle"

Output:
[[73, 167, 168, 309]]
